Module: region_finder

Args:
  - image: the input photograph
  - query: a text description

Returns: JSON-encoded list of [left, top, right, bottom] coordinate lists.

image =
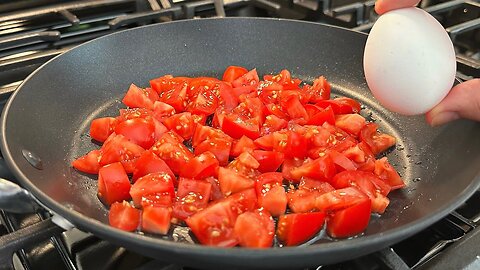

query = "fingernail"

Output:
[[428, 111, 459, 127]]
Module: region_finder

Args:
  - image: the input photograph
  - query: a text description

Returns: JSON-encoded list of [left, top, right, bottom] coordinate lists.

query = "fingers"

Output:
[[375, 0, 421, 14], [426, 79, 480, 126]]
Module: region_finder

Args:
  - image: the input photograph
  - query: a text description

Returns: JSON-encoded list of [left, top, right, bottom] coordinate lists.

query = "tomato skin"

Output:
[[129, 172, 175, 207], [115, 118, 156, 149], [327, 199, 371, 238], [223, 66, 249, 83], [251, 150, 284, 173], [277, 211, 326, 246], [72, 149, 101, 174], [90, 117, 117, 142], [234, 209, 275, 248], [142, 206, 171, 234], [97, 162, 131, 206], [132, 150, 174, 183], [109, 201, 141, 232]]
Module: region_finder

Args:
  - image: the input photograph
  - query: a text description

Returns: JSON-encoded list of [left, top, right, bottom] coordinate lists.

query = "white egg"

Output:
[[363, 7, 456, 115]]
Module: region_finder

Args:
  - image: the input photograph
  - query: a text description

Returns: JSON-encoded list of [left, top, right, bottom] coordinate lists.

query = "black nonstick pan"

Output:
[[1, 18, 479, 269]]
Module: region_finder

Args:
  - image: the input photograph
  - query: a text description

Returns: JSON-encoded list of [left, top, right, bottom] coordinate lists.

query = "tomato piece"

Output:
[[154, 77, 189, 112], [132, 150, 174, 183], [118, 108, 152, 121], [222, 66, 249, 83], [287, 179, 335, 213], [232, 68, 259, 88], [261, 114, 288, 135], [251, 150, 284, 173], [206, 176, 224, 201], [221, 114, 260, 140], [284, 95, 308, 121], [259, 185, 287, 217], [99, 134, 145, 172], [140, 194, 173, 208], [289, 155, 336, 182], [218, 167, 255, 196], [234, 209, 275, 248], [109, 201, 140, 232], [277, 212, 326, 246], [331, 170, 389, 213], [306, 106, 335, 126], [151, 140, 194, 175], [281, 158, 306, 182], [72, 149, 101, 174], [316, 97, 361, 114], [327, 150, 357, 171], [187, 89, 219, 116], [335, 114, 366, 136], [130, 172, 175, 207], [192, 124, 232, 148], [122, 83, 158, 110], [115, 118, 155, 149], [327, 199, 371, 238], [152, 101, 176, 120], [255, 172, 283, 196], [374, 157, 406, 190], [282, 131, 308, 159], [186, 200, 239, 247], [163, 112, 195, 140], [173, 178, 212, 220], [315, 187, 368, 212], [230, 135, 257, 157], [97, 162, 131, 205], [142, 206, 171, 234], [360, 123, 397, 155], [194, 137, 232, 166], [217, 82, 239, 110], [305, 76, 331, 102], [180, 151, 219, 179], [90, 117, 117, 142]]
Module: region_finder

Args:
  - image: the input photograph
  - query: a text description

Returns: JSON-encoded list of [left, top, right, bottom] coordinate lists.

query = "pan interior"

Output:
[[2, 18, 480, 249]]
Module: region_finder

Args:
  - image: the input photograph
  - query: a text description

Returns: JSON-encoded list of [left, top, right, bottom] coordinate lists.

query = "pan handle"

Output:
[[0, 178, 42, 214]]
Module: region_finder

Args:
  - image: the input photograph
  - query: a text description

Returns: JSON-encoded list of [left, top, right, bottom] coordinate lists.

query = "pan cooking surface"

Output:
[[2, 18, 479, 268]]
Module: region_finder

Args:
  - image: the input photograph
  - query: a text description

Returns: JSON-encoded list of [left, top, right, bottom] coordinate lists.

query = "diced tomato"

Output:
[[230, 135, 257, 157], [132, 150, 174, 183], [327, 150, 357, 171], [282, 131, 308, 159], [281, 158, 306, 182], [251, 150, 284, 173], [305, 76, 331, 102], [173, 178, 212, 220], [97, 162, 131, 205], [221, 114, 260, 140], [192, 124, 231, 147], [284, 95, 308, 121], [163, 112, 195, 140], [152, 101, 176, 120], [186, 200, 239, 247], [316, 97, 361, 115], [217, 167, 255, 196], [72, 149, 101, 174], [122, 83, 158, 110], [261, 114, 288, 135], [287, 179, 335, 213], [99, 134, 145, 173], [217, 82, 239, 110], [315, 187, 368, 212], [335, 114, 366, 136], [289, 155, 336, 182], [180, 151, 219, 179], [306, 106, 335, 126], [374, 157, 406, 190], [359, 123, 396, 155], [187, 89, 219, 115], [232, 68, 259, 88], [194, 137, 232, 166], [222, 66, 249, 83], [224, 188, 258, 213], [259, 185, 287, 216], [152, 76, 189, 112], [150, 140, 194, 175], [277, 212, 326, 246], [115, 118, 156, 149], [234, 209, 275, 248], [130, 172, 175, 207], [109, 201, 140, 232], [255, 172, 283, 196], [327, 199, 371, 238], [142, 206, 171, 234], [90, 117, 117, 142], [206, 176, 224, 201]]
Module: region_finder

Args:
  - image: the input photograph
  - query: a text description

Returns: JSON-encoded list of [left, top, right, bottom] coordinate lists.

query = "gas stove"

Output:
[[0, 1, 479, 270]]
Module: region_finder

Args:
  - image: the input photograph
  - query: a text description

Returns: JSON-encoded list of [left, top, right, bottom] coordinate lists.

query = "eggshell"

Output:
[[364, 7, 456, 115]]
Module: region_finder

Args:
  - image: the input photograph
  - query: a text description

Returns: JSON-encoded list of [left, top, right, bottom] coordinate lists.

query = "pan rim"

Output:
[[1, 17, 480, 265]]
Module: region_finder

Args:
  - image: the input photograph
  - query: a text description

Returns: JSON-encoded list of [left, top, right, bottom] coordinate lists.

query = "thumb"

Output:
[[375, 0, 421, 15], [426, 78, 480, 126]]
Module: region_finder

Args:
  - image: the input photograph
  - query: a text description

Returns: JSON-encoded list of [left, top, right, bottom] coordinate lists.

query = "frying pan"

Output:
[[0, 18, 479, 269]]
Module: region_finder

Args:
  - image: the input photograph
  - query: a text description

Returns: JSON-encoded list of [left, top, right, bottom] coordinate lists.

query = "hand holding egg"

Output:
[[363, 7, 456, 115]]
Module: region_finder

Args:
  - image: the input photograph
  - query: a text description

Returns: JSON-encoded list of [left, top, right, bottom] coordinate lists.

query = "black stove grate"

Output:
[[0, 1, 479, 270]]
